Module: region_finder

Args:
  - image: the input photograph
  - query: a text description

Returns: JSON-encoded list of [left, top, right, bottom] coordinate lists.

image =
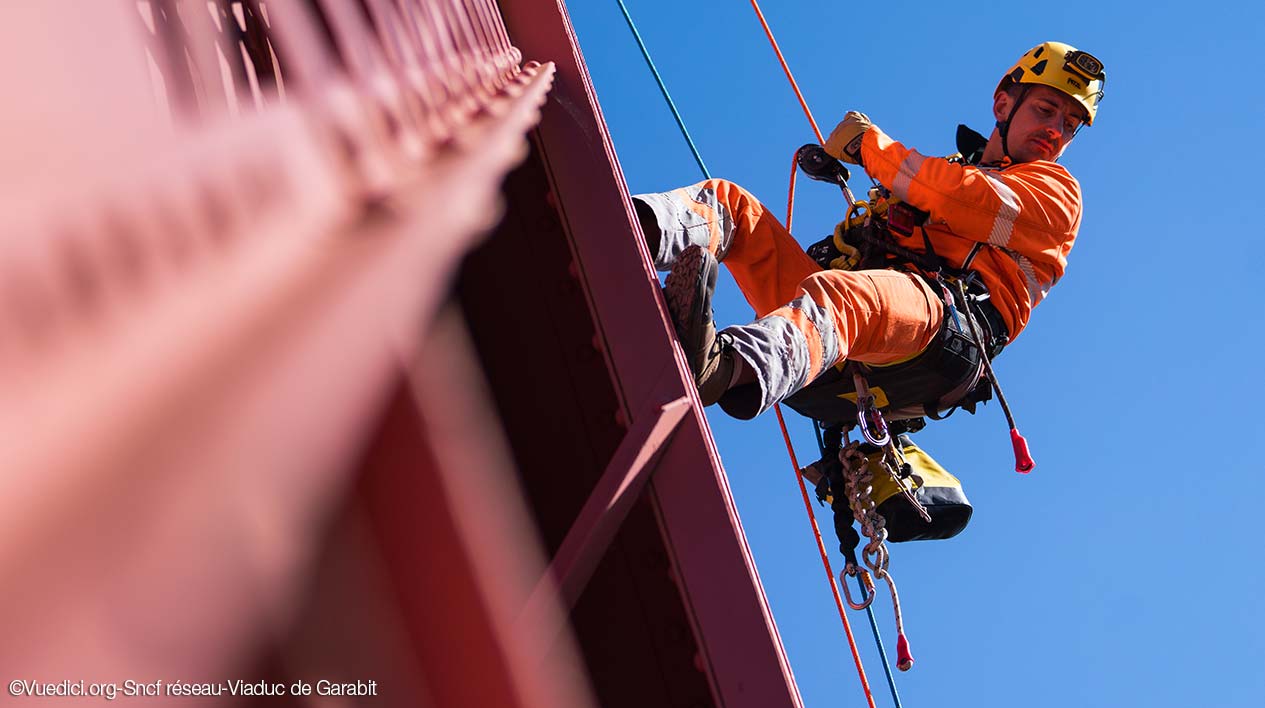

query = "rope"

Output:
[[747, 0, 823, 144], [839, 440, 915, 671], [614, 2, 886, 704], [812, 431, 903, 708], [855, 561, 904, 706], [774, 404, 877, 708], [614, 0, 711, 178], [748, 0, 869, 208], [767, 7, 906, 697], [782, 160, 877, 708]]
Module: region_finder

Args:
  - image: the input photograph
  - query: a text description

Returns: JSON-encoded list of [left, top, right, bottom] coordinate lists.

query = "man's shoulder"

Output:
[[1001, 159, 1080, 187], [998, 160, 1083, 207]]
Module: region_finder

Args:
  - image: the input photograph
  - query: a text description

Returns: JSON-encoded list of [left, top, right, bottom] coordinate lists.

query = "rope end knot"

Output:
[[896, 633, 914, 672], [1010, 427, 1035, 473]]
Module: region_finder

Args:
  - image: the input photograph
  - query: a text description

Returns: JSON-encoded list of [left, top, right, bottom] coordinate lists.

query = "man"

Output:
[[634, 41, 1105, 420]]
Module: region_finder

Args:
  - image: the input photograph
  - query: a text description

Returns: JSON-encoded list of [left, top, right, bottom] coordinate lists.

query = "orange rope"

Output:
[[775, 403, 879, 708], [753, 4, 875, 703], [749, 0, 823, 144], [772, 156, 877, 708]]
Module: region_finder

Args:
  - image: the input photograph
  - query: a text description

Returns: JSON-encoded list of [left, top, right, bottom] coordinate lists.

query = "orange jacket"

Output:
[[859, 127, 1082, 338]]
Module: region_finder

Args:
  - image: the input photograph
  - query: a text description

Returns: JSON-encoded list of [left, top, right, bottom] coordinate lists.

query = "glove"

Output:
[[823, 111, 872, 166]]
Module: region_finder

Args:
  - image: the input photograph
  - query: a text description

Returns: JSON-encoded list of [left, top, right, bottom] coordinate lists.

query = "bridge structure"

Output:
[[0, 2, 805, 706]]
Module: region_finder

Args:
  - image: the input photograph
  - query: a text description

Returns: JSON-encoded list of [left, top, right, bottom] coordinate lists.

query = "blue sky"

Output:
[[568, 1, 1265, 706]]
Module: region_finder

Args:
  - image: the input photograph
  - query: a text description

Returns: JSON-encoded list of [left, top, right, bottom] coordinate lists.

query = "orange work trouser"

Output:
[[636, 179, 944, 417]]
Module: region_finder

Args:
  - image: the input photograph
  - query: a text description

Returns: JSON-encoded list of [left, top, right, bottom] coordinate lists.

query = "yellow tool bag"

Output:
[[862, 434, 972, 542]]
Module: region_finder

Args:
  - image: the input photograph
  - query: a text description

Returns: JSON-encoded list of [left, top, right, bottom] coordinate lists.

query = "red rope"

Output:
[[750, 4, 875, 702], [771, 155, 877, 708], [748, 0, 823, 144]]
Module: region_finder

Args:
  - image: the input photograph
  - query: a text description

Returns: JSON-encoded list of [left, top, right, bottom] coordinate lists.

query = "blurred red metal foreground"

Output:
[[0, 2, 801, 706]]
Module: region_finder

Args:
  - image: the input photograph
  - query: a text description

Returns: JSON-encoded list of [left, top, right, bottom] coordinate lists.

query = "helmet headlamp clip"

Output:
[[1064, 50, 1104, 81]]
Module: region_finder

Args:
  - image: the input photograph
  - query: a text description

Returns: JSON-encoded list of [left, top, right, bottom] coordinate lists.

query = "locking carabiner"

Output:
[[839, 564, 877, 611], [853, 372, 890, 447]]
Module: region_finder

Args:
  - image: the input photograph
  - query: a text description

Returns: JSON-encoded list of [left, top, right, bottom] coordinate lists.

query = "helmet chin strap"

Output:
[[997, 84, 1032, 165]]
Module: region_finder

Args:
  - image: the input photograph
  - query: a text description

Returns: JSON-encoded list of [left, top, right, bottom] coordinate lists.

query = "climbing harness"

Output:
[[785, 184, 1004, 427], [788, 142, 1035, 673], [791, 144, 1036, 474]]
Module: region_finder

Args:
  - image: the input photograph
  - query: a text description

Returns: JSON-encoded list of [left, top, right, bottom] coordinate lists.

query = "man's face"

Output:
[[994, 85, 1087, 163]]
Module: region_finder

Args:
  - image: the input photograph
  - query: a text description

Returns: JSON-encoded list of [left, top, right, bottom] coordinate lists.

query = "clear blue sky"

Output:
[[568, 1, 1265, 706]]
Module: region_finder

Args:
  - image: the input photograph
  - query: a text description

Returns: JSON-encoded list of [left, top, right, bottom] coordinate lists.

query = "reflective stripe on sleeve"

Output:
[[890, 150, 927, 202], [1007, 250, 1053, 306], [984, 173, 1021, 247]]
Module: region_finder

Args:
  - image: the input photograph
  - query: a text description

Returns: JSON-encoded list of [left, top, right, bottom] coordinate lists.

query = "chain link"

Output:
[[880, 441, 932, 524], [841, 443, 889, 578], [840, 439, 912, 667]]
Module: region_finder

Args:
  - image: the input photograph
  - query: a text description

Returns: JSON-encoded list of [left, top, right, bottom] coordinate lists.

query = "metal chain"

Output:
[[840, 440, 914, 670], [880, 439, 932, 523], [841, 443, 889, 578]]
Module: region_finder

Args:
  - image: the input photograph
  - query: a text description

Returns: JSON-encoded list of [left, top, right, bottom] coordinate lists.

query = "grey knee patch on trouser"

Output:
[[632, 186, 735, 270], [723, 315, 813, 418], [722, 294, 842, 418], [786, 294, 841, 371]]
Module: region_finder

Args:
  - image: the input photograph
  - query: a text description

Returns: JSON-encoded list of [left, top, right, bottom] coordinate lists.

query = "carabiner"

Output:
[[853, 372, 890, 447], [858, 406, 889, 447], [839, 565, 877, 611]]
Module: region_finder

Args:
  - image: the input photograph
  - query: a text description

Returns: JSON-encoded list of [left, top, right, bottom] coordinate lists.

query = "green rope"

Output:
[[614, 0, 711, 179]]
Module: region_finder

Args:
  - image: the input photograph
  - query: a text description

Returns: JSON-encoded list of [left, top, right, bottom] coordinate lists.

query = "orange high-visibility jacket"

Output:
[[860, 127, 1082, 338]]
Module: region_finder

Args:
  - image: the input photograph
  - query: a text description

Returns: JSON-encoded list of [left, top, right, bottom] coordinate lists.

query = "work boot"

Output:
[[664, 245, 735, 405]]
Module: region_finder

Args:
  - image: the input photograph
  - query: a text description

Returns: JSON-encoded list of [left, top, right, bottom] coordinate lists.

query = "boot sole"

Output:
[[663, 245, 719, 380]]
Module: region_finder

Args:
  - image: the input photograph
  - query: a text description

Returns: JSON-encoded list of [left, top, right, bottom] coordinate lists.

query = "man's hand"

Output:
[[824, 111, 872, 166]]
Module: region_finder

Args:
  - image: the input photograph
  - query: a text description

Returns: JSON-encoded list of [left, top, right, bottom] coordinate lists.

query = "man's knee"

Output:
[[796, 269, 880, 314]]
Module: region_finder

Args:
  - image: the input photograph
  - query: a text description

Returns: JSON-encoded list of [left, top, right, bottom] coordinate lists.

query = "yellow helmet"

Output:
[[996, 41, 1106, 125]]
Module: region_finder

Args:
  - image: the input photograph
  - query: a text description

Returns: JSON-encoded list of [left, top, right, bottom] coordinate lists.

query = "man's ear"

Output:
[[992, 91, 1011, 124]]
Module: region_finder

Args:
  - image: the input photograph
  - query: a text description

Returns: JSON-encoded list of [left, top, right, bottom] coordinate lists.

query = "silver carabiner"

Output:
[[852, 372, 890, 447], [858, 407, 890, 447], [839, 565, 877, 611]]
